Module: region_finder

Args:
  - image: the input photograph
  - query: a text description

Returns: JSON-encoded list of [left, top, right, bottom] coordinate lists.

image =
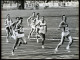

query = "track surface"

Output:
[[1, 7, 79, 59]]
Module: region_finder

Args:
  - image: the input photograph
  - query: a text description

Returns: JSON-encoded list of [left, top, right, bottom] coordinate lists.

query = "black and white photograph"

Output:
[[1, 0, 79, 59]]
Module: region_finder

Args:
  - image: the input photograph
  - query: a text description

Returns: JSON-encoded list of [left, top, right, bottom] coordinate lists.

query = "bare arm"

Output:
[[11, 19, 13, 23], [5, 20, 7, 27], [27, 16, 32, 26]]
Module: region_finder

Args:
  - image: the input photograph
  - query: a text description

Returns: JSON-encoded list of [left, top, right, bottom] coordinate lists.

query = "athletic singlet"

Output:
[[35, 18, 41, 25], [39, 21, 46, 34], [27, 15, 35, 24], [15, 24, 24, 34], [59, 21, 69, 32], [28, 16, 36, 26], [5, 19, 13, 27]]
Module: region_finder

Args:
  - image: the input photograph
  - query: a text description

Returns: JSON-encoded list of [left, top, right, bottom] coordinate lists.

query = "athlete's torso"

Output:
[[5, 19, 13, 27], [30, 16, 36, 25], [59, 21, 69, 32], [35, 18, 40, 25], [39, 21, 46, 34]]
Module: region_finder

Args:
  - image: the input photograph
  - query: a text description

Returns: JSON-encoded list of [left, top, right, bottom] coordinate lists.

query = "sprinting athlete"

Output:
[[35, 13, 41, 37], [27, 12, 36, 39], [54, 15, 73, 53], [11, 17, 20, 40], [12, 17, 27, 55], [36, 16, 47, 48], [27, 12, 35, 26], [5, 14, 13, 43]]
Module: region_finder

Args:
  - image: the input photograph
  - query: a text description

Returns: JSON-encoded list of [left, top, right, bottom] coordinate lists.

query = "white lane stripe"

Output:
[[1, 36, 79, 41], [30, 37, 79, 41], [1, 28, 79, 30]]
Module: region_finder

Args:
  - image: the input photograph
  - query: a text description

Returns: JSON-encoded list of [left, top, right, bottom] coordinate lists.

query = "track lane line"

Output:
[[1, 28, 79, 30], [1, 35, 79, 41]]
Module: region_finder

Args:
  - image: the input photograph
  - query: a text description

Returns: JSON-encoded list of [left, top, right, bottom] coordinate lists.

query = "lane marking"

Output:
[[1, 28, 79, 31], [1, 36, 79, 41]]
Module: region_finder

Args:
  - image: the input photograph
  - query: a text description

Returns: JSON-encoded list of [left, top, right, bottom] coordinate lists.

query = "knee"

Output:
[[69, 39, 73, 43], [23, 38, 26, 43], [69, 36, 73, 43]]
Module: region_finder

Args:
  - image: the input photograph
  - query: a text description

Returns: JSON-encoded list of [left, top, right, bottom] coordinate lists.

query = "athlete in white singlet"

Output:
[[35, 13, 41, 37], [36, 16, 47, 48], [54, 15, 73, 53], [5, 14, 13, 43], [27, 12, 36, 39]]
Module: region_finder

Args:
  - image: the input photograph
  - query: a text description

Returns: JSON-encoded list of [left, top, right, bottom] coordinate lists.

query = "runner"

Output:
[[27, 12, 36, 39], [35, 16, 47, 48], [12, 17, 27, 55], [54, 15, 73, 53], [5, 14, 13, 43]]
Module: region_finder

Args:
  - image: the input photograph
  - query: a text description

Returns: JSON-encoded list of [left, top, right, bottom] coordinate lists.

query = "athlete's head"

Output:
[[37, 13, 40, 16], [6, 14, 10, 20], [62, 15, 66, 22], [16, 17, 19, 20]]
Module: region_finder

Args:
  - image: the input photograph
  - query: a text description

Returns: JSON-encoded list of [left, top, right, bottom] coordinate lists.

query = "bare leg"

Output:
[[6, 29, 9, 43], [28, 28, 34, 39], [36, 34, 39, 43], [36, 28, 40, 43], [12, 38, 19, 55], [31, 29, 35, 36], [18, 36, 27, 46], [66, 35, 73, 52], [41, 34, 45, 49], [21, 37, 27, 44], [23, 36, 27, 44], [36, 28, 39, 37], [10, 26, 13, 36], [54, 35, 65, 52]]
